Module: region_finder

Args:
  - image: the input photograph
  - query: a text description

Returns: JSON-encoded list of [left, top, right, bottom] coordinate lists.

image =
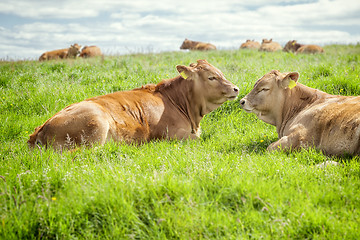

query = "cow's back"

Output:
[[195, 42, 216, 50], [259, 42, 282, 52], [80, 46, 103, 58], [286, 96, 360, 155], [88, 90, 161, 127], [297, 45, 324, 54], [39, 49, 69, 61], [240, 41, 260, 50], [180, 39, 216, 51]]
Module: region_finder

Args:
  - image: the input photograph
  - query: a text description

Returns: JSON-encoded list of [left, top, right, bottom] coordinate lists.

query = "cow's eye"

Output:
[[208, 76, 217, 81], [257, 88, 269, 94]]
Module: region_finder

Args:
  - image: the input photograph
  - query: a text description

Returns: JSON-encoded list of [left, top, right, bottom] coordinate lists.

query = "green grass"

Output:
[[1, 45, 360, 239]]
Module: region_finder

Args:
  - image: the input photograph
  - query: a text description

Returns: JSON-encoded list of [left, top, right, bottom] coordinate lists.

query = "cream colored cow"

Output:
[[240, 40, 260, 50], [240, 70, 360, 156], [259, 39, 282, 52], [180, 39, 216, 51]]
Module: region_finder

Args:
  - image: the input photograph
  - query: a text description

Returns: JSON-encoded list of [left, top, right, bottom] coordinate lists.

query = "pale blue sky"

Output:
[[0, 0, 359, 60]]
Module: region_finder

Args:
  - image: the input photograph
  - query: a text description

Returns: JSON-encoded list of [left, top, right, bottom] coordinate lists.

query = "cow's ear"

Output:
[[280, 72, 299, 89], [176, 65, 193, 80]]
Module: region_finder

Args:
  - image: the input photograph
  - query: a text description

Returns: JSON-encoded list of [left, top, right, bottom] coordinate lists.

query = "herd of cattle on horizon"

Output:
[[181, 38, 324, 53], [39, 38, 324, 61], [30, 37, 360, 161]]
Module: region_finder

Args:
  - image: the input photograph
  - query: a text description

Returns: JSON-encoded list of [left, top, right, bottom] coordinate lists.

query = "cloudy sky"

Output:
[[0, 0, 359, 60]]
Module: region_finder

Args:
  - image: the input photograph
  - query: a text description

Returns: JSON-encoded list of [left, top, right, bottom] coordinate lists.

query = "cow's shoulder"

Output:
[[136, 84, 156, 92]]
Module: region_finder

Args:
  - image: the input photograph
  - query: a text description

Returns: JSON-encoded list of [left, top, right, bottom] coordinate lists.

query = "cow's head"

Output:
[[240, 70, 299, 125], [67, 43, 82, 58], [180, 39, 191, 49], [262, 39, 272, 44], [39, 53, 47, 61], [176, 59, 239, 114], [283, 40, 302, 53]]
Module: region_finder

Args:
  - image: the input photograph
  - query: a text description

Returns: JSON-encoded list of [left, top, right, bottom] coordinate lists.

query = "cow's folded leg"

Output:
[[267, 136, 291, 151], [172, 128, 200, 140], [267, 131, 303, 152]]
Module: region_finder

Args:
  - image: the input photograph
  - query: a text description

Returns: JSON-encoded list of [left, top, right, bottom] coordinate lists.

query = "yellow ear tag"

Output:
[[180, 71, 188, 79], [288, 80, 297, 89]]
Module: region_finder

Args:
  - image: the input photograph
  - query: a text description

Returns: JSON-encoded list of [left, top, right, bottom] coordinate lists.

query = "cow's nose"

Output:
[[240, 99, 245, 106]]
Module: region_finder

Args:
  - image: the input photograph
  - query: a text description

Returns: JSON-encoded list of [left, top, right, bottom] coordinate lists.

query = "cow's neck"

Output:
[[277, 83, 328, 137], [157, 76, 202, 132]]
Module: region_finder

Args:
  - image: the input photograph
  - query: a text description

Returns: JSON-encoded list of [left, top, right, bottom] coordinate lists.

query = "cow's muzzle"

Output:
[[225, 86, 239, 99], [239, 98, 253, 112], [240, 98, 246, 107]]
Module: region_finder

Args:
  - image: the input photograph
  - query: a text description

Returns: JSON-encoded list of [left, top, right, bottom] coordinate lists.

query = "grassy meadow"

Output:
[[1, 45, 360, 239]]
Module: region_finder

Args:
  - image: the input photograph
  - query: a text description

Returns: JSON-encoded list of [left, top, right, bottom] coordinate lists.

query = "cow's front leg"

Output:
[[172, 128, 200, 140], [267, 125, 309, 152], [267, 136, 293, 151], [267, 132, 303, 152]]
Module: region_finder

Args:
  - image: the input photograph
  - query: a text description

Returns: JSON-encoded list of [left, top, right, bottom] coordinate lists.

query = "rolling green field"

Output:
[[1, 45, 360, 239]]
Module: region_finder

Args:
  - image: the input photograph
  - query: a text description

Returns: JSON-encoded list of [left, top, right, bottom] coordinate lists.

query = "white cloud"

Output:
[[258, 0, 360, 26], [0, 1, 99, 19], [0, 0, 316, 19], [0, 0, 359, 59]]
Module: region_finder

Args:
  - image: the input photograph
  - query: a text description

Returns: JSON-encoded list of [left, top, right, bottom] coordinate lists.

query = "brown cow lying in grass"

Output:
[[39, 43, 82, 61], [240, 40, 260, 50], [283, 40, 324, 54], [39, 47, 69, 61], [28, 60, 239, 150], [79, 46, 103, 58], [180, 39, 216, 51], [259, 39, 282, 52], [240, 70, 360, 156]]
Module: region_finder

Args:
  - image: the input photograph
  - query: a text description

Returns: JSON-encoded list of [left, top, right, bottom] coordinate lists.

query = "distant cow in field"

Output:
[[259, 39, 282, 52], [28, 59, 239, 150], [240, 70, 360, 156], [283, 40, 303, 53], [79, 46, 103, 58], [66, 43, 82, 58], [283, 40, 324, 54], [180, 39, 217, 51], [39, 47, 69, 61], [240, 40, 260, 50]]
